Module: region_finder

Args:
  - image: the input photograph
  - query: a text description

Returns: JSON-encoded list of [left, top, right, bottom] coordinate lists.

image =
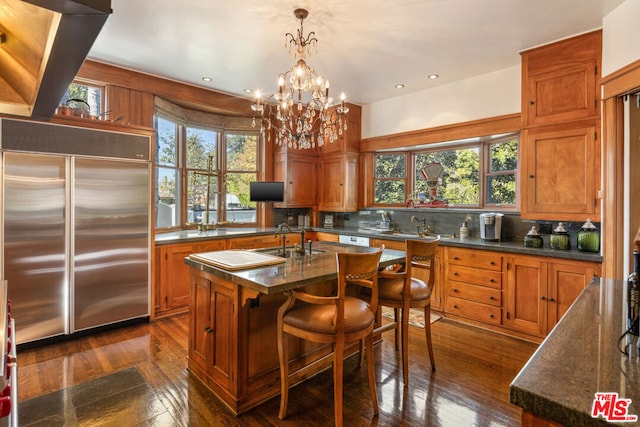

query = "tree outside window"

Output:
[[372, 133, 518, 208], [486, 137, 518, 206], [415, 147, 480, 206], [374, 153, 406, 204], [154, 115, 260, 229]]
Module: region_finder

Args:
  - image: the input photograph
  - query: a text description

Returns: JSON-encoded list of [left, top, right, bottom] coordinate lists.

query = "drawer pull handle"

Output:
[[540, 296, 546, 301], [489, 296, 495, 300], [453, 304, 459, 309], [204, 326, 213, 333], [489, 314, 495, 318], [453, 288, 459, 293], [548, 297, 556, 302], [453, 272, 458, 276], [453, 256, 459, 260], [489, 261, 495, 265], [489, 278, 495, 283]]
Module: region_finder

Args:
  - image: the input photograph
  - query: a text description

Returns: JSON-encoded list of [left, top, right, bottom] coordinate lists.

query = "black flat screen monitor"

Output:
[[249, 181, 284, 202]]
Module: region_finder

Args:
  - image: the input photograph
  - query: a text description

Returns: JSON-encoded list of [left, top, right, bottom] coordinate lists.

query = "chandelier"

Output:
[[251, 8, 349, 150]]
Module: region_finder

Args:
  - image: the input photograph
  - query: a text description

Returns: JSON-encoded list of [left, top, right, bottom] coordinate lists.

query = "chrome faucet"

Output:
[[275, 223, 306, 256], [411, 215, 427, 236]]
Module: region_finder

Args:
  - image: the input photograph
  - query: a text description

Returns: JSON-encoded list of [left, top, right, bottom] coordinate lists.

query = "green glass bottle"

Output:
[[524, 226, 543, 248], [577, 219, 600, 253], [550, 222, 570, 250]]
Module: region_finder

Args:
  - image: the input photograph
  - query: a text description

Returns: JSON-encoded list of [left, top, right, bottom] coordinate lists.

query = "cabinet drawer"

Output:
[[448, 265, 502, 289], [448, 281, 501, 306], [448, 248, 502, 271], [446, 296, 502, 325]]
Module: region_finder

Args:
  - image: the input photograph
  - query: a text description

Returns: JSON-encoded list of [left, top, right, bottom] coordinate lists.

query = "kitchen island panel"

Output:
[[185, 243, 395, 414]]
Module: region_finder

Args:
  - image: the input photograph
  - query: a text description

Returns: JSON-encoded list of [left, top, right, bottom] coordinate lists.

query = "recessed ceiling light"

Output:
[[427, 74, 439, 80], [395, 84, 405, 89], [202, 77, 213, 82], [244, 88, 253, 94]]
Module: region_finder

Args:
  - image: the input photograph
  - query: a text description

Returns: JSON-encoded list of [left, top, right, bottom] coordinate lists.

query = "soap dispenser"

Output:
[[459, 221, 468, 240]]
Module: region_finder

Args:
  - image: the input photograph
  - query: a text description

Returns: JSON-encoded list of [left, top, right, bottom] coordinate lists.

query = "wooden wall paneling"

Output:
[[107, 85, 155, 128], [78, 60, 253, 117], [360, 114, 520, 152], [601, 58, 640, 279]]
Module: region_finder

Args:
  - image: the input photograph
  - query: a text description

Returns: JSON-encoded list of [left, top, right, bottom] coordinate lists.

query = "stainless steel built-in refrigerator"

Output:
[[1, 119, 150, 344]]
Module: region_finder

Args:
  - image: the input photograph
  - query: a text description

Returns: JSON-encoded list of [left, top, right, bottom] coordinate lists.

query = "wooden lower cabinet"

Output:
[[445, 247, 503, 325], [155, 239, 226, 318], [187, 266, 335, 415], [310, 231, 340, 242], [503, 255, 601, 338], [441, 247, 601, 340], [503, 255, 548, 337], [227, 233, 300, 249]]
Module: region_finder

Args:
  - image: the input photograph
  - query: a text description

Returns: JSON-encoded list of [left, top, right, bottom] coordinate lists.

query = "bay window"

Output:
[[154, 100, 260, 229]]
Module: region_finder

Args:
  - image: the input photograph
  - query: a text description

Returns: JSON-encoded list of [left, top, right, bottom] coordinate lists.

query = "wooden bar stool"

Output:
[[376, 238, 439, 384], [277, 248, 383, 427]]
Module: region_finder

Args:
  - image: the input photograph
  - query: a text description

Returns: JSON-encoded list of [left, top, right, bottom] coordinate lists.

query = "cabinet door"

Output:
[[190, 274, 212, 375], [274, 154, 317, 207], [318, 153, 358, 212], [504, 256, 548, 337], [525, 64, 598, 127], [227, 234, 300, 249], [521, 123, 599, 221], [163, 243, 196, 311], [547, 261, 599, 329], [210, 279, 235, 389], [522, 30, 601, 127]]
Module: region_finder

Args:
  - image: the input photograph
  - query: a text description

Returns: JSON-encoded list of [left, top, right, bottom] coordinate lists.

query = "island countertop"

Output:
[[510, 277, 640, 426], [184, 241, 406, 295]]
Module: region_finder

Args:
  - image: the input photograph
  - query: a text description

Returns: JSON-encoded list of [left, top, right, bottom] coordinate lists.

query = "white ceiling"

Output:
[[88, 0, 624, 106]]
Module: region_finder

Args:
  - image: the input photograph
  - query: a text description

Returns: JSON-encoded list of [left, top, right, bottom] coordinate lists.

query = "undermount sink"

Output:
[[361, 227, 454, 240], [369, 231, 455, 240], [254, 245, 327, 258]]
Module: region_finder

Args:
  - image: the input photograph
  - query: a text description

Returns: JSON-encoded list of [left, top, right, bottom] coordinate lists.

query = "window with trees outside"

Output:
[[155, 109, 260, 229], [60, 80, 104, 117], [373, 133, 518, 208]]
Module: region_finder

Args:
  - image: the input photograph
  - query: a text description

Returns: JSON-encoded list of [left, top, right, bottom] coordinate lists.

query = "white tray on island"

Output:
[[189, 250, 286, 271]]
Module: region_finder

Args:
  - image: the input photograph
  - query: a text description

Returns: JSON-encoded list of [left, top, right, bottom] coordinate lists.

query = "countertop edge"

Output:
[[157, 227, 603, 263], [509, 384, 609, 427]]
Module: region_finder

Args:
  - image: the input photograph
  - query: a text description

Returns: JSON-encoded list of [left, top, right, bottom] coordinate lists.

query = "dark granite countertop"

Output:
[[156, 226, 603, 262], [155, 227, 278, 244], [510, 277, 640, 426], [319, 227, 603, 262], [184, 241, 406, 295]]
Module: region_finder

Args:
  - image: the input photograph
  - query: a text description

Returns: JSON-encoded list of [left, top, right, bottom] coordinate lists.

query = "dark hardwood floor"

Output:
[[17, 314, 538, 426]]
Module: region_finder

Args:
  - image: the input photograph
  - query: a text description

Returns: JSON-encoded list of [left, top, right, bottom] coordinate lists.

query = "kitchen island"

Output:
[[184, 242, 405, 415], [510, 277, 640, 426]]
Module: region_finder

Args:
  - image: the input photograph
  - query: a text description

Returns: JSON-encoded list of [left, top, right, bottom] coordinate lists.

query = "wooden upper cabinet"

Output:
[[318, 152, 359, 212], [321, 103, 361, 154], [521, 30, 601, 128], [521, 121, 600, 221], [273, 152, 317, 208]]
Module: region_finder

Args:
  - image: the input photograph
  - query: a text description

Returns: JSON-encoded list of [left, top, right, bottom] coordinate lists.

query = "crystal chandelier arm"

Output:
[[250, 8, 348, 150]]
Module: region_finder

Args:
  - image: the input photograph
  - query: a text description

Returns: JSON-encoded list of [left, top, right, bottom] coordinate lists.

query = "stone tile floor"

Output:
[[19, 367, 177, 426]]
